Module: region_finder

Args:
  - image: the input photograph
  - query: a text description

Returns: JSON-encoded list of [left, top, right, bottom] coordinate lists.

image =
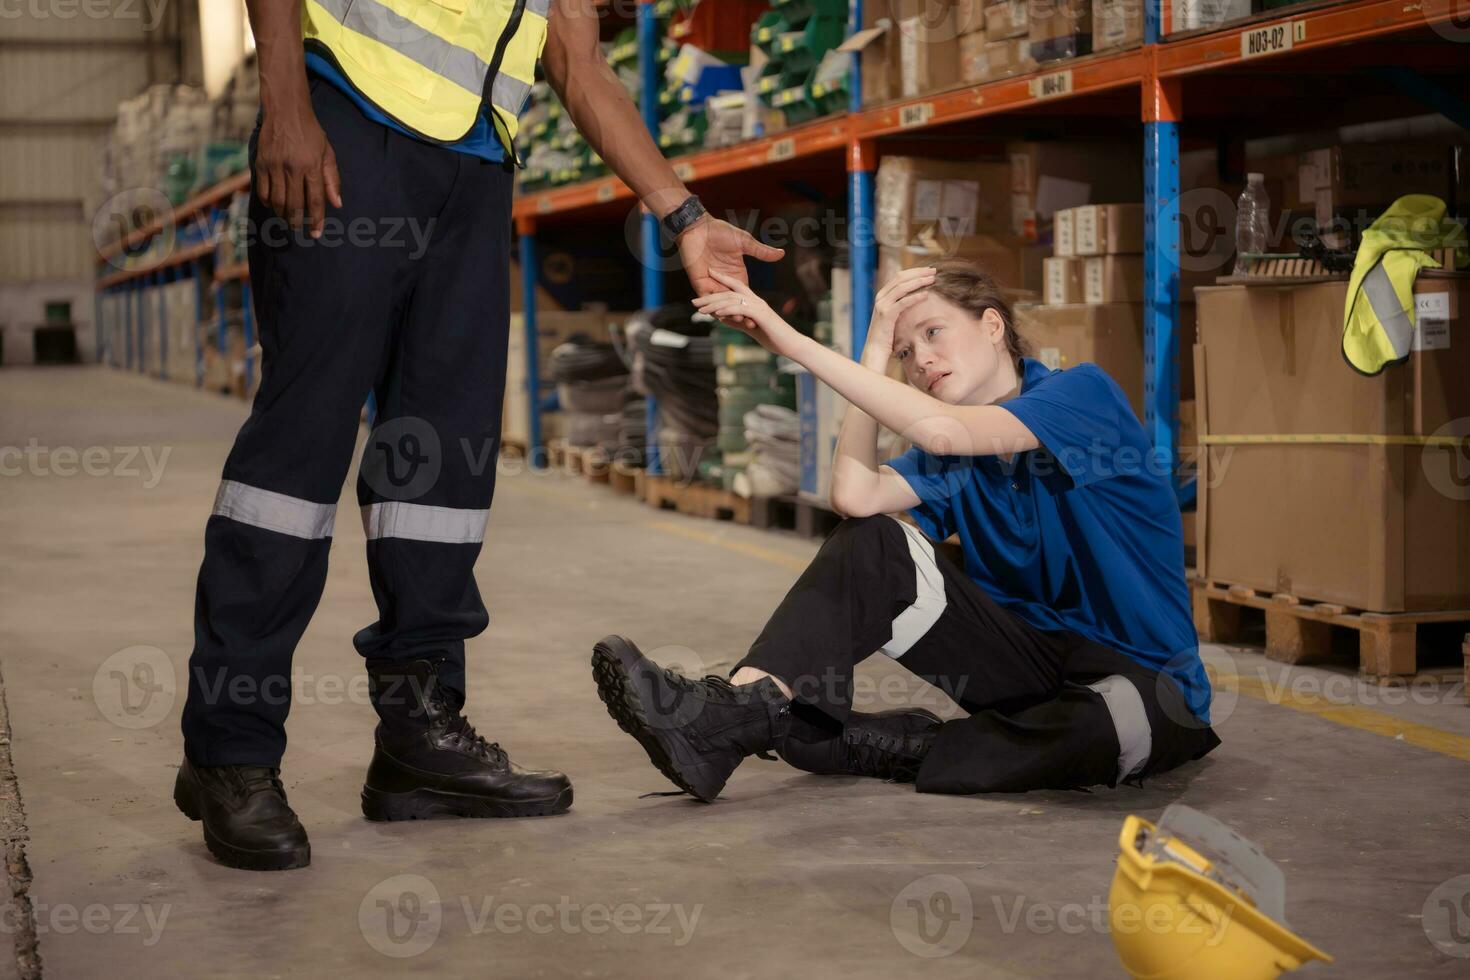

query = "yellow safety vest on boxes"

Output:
[[303, 0, 550, 150], [1343, 194, 1468, 376]]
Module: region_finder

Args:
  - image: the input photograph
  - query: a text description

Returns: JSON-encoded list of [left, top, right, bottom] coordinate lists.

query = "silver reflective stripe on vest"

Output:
[[1086, 675, 1152, 782], [213, 480, 337, 539], [316, 0, 490, 96], [362, 501, 489, 544], [1361, 262, 1414, 360], [526, 0, 551, 17], [880, 517, 948, 659], [490, 72, 532, 117]]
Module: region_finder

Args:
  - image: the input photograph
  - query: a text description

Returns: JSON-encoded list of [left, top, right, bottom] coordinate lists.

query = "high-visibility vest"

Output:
[[1343, 194, 1467, 375], [302, 0, 550, 152]]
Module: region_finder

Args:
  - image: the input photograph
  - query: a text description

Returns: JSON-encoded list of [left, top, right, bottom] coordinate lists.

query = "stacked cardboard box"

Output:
[[874, 155, 1039, 295], [1290, 143, 1453, 249], [1045, 204, 1144, 304], [1162, 0, 1251, 35], [1018, 302, 1198, 419], [961, 0, 1034, 83], [1029, 0, 1091, 64], [1008, 140, 1142, 243], [1195, 277, 1470, 612], [1092, 0, 1143, 52]]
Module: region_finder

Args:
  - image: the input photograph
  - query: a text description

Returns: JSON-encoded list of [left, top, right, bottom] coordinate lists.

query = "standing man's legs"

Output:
[[348, 147, 570, 822]]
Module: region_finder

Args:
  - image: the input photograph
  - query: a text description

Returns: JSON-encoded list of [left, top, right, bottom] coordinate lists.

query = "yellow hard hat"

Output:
[[1109, 806, 1332, 980]]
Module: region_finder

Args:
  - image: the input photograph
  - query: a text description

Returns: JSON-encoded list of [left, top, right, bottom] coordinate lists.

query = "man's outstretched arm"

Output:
[[540, 0, 783, 308]]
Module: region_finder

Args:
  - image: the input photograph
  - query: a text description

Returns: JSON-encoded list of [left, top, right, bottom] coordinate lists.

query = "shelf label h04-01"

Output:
[[766, 137, 797, 162], [1029, 70, 1073, 100], [899, 102, 935, 128], [1240, 20, 1306, 59]]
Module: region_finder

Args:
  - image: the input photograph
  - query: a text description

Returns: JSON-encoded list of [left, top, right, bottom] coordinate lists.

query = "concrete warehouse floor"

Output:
[[3, 366, 1470, 979]]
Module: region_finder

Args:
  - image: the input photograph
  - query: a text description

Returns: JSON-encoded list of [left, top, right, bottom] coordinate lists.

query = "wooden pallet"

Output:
[[747, 494, 845, 540], [608, 459, 639, 496], [547, 438, 570, 471], [1190, 577, 1470, 682], [643, 474, 751, 524], [500, 438, 528, 460]]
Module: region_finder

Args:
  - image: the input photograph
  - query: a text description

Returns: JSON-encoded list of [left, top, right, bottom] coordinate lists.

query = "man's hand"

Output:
[[690, 270, 797, 353], [677, 216, 785, 330], [254, 99, 342, 238]]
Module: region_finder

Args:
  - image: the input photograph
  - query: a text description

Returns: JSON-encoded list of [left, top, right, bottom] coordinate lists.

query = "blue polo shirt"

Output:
[[885, 358, 1211, 723], [305, 52, 507, 163]]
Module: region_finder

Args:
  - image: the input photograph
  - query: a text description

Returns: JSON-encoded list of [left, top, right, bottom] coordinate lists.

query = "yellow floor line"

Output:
[[1219, 672, 1470, 763], [644, 520, 811, 573], [575, 481, 1470, 765]]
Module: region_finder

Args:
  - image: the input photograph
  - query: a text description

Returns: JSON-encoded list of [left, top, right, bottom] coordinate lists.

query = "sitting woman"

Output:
[[590, 261, 1220, 800]]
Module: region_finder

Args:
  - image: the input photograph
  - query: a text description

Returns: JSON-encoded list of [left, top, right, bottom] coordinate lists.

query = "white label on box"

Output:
[[1029, 70, 1073, 100], [1084, 257, 1105, 304], [1044, 259, 1069, 305], [1038, 346, 1063, 371], [1055, 209, 1075, 256], [1240, 21, 1294, 59], [913, 179, 944, 222], [1074, 206, 1099, 254], [1414, 292, 1451, 351], [941, 180, 980, 235]]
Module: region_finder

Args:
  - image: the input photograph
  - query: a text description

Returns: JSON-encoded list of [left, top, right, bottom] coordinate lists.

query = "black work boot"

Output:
[[591, 635, 791, 802], [174, 759, 311, 871], [361, 658, 572, 821], [779, 708, 943, 783]]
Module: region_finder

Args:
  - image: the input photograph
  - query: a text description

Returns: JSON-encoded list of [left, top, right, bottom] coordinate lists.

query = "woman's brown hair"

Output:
[[922, 260, 1032, 367]]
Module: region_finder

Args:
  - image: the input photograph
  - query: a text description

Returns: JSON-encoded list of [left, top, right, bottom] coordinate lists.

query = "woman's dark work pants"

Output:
[[181, 80, 515, 766], [734, 516, 1221, 794]]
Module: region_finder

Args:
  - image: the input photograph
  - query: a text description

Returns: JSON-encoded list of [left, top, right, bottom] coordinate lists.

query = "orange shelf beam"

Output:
[[1155, 0, 1464, 75], [95, 240, 219, 290], [97, 172, 248, 263]]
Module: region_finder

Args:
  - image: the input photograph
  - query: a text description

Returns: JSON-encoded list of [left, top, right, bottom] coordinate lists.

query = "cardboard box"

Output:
[[1296, 143, 1452, 214], [879, 232, 1031, 293], [1019, 300, 1198, 414], [1044, 256, 1086, 305], [955, 0, 988, 35], [1008, 140, 1143, 242], [972, 37, 1034, 82], [1074, 202, 1144, 255], [1164, 0, 1249, 34], [1093, 0, 1143, 51], [985, 0, 1029, 40], [875, 156, 1011, 247], [959, 31, 988, 83], [1083, 254, 1144, 304], [1029, 0, 1091, 62], [898, 12, 961, 97], [836, 20, 898, 107], [1194, 278, 1470, 612]]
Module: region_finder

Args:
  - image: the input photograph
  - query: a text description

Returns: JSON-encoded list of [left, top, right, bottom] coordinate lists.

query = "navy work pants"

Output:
[[182, 79, 515, 766]]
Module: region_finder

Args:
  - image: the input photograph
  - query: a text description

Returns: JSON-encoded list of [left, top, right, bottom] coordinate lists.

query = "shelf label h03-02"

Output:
[[1240, 20, 1306, 59]]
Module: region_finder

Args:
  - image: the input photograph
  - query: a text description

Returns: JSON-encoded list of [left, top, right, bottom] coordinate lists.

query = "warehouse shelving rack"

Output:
[[93, 0, 1468, 504]]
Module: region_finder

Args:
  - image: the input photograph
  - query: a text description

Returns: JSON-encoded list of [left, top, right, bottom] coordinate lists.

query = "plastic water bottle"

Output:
[[1233, 173, 1270, 275]]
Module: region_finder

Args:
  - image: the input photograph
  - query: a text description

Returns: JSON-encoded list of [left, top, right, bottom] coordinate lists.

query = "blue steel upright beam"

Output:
[[518, 219, 545, 469], [191, 260, 206, 386], [157, 269, 169, 381], [848, 139, 877, 358], [638, 0, 664, 476], [1144, 70, 1190, 507]]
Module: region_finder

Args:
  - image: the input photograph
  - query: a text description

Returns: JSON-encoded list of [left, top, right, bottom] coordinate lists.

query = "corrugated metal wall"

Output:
[[0, 2, 186, 283]]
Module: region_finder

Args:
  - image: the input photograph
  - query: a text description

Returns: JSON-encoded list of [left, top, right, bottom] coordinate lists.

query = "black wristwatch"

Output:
[[661, 195, 708, 239]]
